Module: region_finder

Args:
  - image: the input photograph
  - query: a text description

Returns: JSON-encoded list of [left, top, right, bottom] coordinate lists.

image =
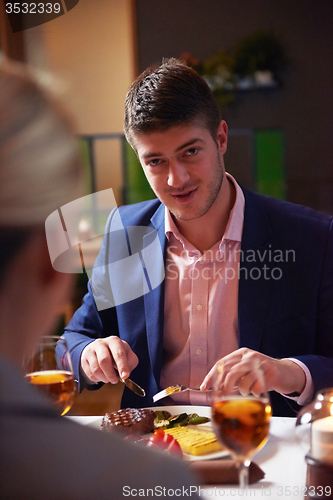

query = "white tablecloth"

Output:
[[201, 417, 308, 499], [69, 416, 309, 499]]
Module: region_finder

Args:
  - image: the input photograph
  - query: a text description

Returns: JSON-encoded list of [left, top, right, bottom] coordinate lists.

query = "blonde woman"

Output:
[[0, 63, 198, 500]]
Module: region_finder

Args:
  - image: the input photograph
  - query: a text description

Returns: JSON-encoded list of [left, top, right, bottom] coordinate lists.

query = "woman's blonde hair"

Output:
[[0, 62, 82, 228], [0, 62, 83, 279]]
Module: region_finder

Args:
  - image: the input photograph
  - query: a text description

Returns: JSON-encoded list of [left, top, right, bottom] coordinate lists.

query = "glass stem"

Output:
[[239, 460, 250, 489]]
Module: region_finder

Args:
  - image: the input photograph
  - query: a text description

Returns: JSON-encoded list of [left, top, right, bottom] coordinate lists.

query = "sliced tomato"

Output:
[[145, 430, 183, 458]]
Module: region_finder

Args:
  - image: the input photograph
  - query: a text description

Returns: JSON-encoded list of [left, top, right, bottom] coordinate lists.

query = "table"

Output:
[[69, 416, 309, 498], [202, 417, 308, 499]]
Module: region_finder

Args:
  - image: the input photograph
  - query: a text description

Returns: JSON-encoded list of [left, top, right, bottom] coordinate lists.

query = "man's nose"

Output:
[[167, 161, 190, 187]]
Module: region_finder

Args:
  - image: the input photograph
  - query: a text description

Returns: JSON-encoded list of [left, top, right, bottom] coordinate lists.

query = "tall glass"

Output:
[[211, 359, 272, 488], [25, 336, 76, 416]]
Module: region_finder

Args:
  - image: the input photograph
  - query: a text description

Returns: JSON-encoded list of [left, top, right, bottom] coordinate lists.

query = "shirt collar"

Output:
[[165, 172, 245, 249]]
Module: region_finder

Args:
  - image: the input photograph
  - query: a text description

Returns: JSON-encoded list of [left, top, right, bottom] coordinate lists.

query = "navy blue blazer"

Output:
[[65, 187, 333, 417]]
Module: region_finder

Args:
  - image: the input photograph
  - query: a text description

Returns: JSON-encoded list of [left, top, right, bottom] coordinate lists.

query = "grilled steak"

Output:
[[101, 408, 156, 435]]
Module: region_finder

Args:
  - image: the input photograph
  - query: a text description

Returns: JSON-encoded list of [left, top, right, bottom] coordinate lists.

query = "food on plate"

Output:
[[101, 408, 155, 435], [154, 411, 210, 429], [154, 410, 172, 420], [143, 430, 183, 458], [187, 413, 211, 425], [163, 426, 223, 456], [100, 407, 222, 458], [100, 407, 215, 457], [154, 410, 172, 429]]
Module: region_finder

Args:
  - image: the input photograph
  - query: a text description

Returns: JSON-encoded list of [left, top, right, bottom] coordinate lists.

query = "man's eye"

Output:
[[185, 147, 199, 156], [148, 158, 162, 167]]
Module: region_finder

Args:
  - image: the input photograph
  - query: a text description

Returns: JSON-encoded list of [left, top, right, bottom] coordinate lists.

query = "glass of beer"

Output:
[[25, 336, 76, 416], [211, 358, 272, 489]]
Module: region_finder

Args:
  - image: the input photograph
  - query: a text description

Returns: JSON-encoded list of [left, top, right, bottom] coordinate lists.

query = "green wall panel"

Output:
[[255, 129, 285, 199]]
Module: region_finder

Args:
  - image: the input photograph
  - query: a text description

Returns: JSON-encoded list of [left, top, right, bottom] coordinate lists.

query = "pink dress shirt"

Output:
[[160, 173, 313, 407], [161, 174, 243, 405]]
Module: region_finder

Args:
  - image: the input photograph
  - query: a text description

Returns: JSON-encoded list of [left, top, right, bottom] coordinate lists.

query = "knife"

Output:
[[115, 369, 145, 397], [122, 377, 146, 397]]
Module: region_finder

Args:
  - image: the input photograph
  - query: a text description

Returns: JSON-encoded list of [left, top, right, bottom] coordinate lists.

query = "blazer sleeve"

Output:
[[63, 282, 119, 391], [63, 210, 121, 391]]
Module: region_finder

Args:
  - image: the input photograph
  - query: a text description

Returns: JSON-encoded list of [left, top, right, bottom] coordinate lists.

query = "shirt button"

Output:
[[196, 304, 202, 311], [196, 348, 202, 355]]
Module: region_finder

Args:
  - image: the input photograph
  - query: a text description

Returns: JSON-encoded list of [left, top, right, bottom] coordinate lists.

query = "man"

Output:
[[0, 62, 199, 499], [65, 58, 333, 417]]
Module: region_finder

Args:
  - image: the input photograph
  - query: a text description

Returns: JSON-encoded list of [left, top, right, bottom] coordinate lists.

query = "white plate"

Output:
[[68, 405, 229, 462], [66, 415, 102, 430]]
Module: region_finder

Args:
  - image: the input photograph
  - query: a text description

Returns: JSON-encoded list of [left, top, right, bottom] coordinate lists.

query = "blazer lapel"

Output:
[[238, 189, 273, 351], [143, 204, 166, 387]]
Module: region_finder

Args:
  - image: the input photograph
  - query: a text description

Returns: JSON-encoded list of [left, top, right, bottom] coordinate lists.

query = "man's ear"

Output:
[[216, 120, 228, 155]]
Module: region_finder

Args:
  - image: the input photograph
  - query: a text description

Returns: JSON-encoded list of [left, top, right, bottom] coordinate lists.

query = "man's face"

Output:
[[134, 121, 228, 222]]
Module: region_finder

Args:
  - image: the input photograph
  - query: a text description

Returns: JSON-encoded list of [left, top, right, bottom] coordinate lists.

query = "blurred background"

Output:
[[1, 0, 332, 413], [1, 0, 332, 213]]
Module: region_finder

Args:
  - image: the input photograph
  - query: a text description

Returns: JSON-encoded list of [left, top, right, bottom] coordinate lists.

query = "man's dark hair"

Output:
[[124, 58, 222, 150]]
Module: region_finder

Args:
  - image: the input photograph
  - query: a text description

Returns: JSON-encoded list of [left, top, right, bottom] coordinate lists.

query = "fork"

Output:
[[153, 384, 209, 403]]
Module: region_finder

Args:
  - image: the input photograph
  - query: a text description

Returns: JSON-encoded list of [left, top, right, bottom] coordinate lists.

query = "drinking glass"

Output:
[[211, 358, 272, 488], [25, 336, 76, 416]]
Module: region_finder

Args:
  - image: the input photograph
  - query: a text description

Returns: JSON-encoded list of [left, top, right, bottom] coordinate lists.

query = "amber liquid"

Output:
[[26, 370, 76, 416], [212, 397, 272, 460]]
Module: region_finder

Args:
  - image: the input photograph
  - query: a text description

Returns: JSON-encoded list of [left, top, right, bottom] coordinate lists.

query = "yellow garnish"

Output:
[[164, 427, 222, 456]]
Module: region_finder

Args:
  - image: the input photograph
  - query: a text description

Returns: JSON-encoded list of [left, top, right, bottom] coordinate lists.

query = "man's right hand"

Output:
[[80, 336, 139, 384]]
